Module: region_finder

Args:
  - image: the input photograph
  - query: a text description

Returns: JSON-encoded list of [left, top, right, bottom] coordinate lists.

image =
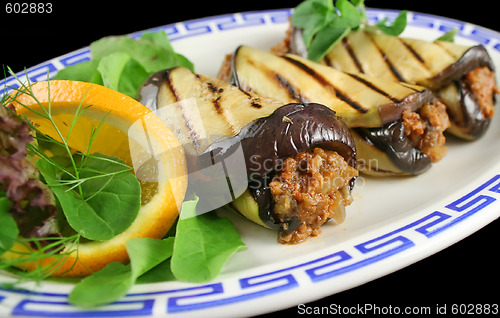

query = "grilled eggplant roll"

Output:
[[227, 45, 449, 176], [288, 29, 498, 140], [139, 67, 358, 244]]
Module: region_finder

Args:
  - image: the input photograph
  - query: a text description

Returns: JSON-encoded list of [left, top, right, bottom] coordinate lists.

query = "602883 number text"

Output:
[[5, 3, 52, 14], [451, 304, 499, 315]]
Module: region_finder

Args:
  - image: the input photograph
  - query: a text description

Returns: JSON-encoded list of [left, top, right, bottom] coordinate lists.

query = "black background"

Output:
[[1, 0, 499, 316]]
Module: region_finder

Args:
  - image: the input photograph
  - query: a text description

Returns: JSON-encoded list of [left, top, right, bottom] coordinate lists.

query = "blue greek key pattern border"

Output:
[[2, 173, 500, 316], [1, 8, 500, 317]]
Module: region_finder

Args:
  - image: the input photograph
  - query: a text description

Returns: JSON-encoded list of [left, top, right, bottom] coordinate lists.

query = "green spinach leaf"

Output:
[[375, 10, 407, 36], [135, 260, 175, 284], [436, 28, 458, 42], [97, 52, 150, 98], [52, 60, 103, 85], [291, 0, 333, 48], [69, 237, 174, 307], [170, 198, 247, 283], [90, 35, 177, 74], [292, 0, 365, 61], [54, 30, 193, 98], [68, 197, 246, 307], [36, 153, 141, 241], [69, 262, 132, 308], [307, 25, 351, 62], [140, 32, 194, 71], [291, 0, 409, 61]]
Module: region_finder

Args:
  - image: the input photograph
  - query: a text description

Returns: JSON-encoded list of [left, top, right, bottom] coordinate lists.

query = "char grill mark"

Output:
[[205, 81, 237, 135], [282, 54, 419, 114], [280, 55, 368, 113], [399, 39, 426, 65], [274, 73, 308, 103], [237, 88, 264, 108], [165, 70, 203, 151], [372, 41, 406, 82], [342, 37, 364, 73], [347, 73, 403, 103]]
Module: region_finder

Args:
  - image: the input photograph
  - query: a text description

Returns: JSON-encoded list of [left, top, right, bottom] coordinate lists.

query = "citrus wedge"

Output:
[[2, 80, 187, 277]]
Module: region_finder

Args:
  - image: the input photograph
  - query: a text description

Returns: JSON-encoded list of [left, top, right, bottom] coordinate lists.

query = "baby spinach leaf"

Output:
[[36, 153, 141, 241], [127, 238, 175, 279], [140, 31, 194, 71], [335, 0, 362, 29], [68, 198, 246, 307], [136, 260, 175, 284], [36, 162, 114, 240], [291, 0, 409, 61], [54, 30, 193, 98], [53, 60, 103, 85], [77, 154, 141, 236], [307, 25, 351, 62], [436, 28, 458, 42], [0, 196, 18, 255], [68, 262, 132, 308], [97, 52, 150, 99], [170, 198, 247, 283], [69, 237, 174, 307], [291, 0, 333, 48], [90, 31, 192, 74], [292, 0, 365, 61], [375, 10, 407, 36]]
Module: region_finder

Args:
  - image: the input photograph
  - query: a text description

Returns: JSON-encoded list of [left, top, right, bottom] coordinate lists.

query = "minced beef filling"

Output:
[[269, 148, 358, 244], [465, 66, 499, 120], [402, 101, 450, 163]]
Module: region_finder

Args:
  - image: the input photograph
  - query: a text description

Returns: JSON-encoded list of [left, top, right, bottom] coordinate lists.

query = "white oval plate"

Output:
[[1, 8, 500, 317]]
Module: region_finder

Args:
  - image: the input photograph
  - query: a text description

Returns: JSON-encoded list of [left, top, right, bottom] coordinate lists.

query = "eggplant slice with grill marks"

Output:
[[228, 45, 449, 176], [139, 67, 358, 244], [288, 29, 498, 140]]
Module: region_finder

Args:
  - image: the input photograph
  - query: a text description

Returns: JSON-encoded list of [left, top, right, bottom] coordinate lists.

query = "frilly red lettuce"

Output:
[[0, 103, 57, 239]]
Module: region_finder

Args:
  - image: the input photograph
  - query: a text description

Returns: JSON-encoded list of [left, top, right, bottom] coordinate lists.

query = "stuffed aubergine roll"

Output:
[[224, 45, 449, 176], [139, 67, 358, 244], [286, 29, 498, 140]]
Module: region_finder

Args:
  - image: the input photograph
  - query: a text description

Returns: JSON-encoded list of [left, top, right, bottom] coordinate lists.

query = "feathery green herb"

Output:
[[1, 27, 246, 305], [0, 71, 141, 279]]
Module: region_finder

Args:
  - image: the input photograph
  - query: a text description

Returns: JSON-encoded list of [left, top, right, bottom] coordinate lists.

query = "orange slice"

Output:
[[1, 80, 188, 277]]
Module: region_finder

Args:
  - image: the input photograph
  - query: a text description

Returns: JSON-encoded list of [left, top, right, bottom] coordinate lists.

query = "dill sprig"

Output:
[[4, 69, 135, 201], [0, 68, 142, 282], [0, 234, 82, 282]]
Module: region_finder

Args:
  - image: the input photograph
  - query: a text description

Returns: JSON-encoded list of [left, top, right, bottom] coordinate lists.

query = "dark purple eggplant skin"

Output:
[[446, 79, 492, 139], [355, 122, 431, 175], [290, 27, 495, 140], [433, 47, 494, 139], [429, 46, 495, 90], [197, 103, 357, 230], [137, 69, 167, 112]]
